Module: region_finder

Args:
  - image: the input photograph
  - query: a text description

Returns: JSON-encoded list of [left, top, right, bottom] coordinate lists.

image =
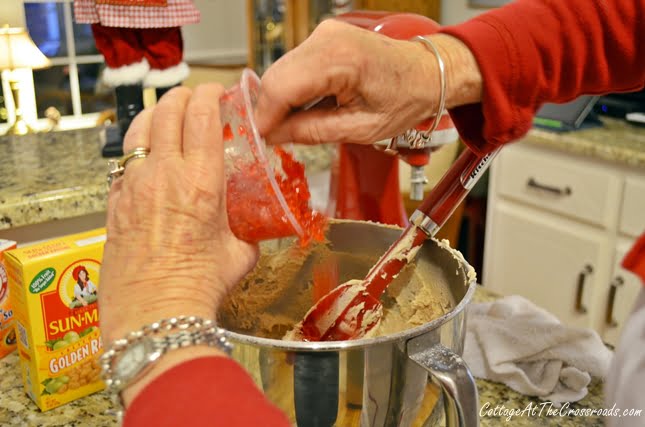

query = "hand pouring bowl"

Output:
[[218, 219, 479, 427]]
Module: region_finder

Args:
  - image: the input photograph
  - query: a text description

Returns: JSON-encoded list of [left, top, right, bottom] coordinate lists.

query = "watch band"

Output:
[[100, 316, 232, 423]]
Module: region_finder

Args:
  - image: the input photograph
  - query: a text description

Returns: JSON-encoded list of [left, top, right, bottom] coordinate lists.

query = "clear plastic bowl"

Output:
[[220, 68, 304, 242]]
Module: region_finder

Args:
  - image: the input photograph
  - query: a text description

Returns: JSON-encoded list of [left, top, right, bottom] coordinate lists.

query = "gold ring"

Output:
[[107, 147, 150, 187]]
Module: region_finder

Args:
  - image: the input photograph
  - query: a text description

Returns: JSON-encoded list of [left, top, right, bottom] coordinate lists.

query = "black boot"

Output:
[[101, 84, 144, 158], [155, 83, 181, 102]]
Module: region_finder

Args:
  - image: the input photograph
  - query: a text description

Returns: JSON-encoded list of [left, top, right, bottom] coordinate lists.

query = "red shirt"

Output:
[[125, 357, 291, 426], [441, 0, 645, 285], [125, 0, 645, 425], [441, 0, 645, 155]]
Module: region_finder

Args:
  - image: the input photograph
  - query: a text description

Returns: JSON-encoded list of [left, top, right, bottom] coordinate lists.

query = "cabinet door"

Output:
[[602, 240, 643, 346], [618, 176, 645, 239], [483, 201, 609, 328]]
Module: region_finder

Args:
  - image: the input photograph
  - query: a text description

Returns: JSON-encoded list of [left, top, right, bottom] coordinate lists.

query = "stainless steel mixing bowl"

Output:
[[221, 220, 478, 427]]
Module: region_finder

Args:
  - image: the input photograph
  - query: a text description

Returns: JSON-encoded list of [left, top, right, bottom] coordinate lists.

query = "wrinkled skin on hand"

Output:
[[100, 84, 259, 344], [255, 19, 441, 146]]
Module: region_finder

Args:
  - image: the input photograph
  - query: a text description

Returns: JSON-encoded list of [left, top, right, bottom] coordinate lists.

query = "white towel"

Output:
[[463, 295, 613, 404]]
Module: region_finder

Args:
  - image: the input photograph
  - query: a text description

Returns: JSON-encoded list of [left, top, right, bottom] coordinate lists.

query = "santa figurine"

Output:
[[74, 0, 200, 157]]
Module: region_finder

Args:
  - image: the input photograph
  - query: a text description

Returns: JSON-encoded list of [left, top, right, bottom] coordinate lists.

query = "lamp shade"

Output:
[[0, 26, 51, 70]]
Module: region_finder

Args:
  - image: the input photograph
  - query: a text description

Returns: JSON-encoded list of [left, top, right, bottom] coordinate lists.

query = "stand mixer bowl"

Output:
[[219, 220, 479, 427]]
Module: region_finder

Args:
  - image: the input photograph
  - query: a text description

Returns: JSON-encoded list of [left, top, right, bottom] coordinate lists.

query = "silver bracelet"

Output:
[[384, 35, 447, 153], [100, 316, 232, 424]]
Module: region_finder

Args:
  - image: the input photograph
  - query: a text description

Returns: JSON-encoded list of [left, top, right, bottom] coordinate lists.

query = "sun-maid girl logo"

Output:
[[41, 259, 101, 342], [58, 260, 100, 310]]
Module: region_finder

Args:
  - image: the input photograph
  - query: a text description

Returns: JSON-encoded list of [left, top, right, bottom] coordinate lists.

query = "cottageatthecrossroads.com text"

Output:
[[480, 401, 643, 422]]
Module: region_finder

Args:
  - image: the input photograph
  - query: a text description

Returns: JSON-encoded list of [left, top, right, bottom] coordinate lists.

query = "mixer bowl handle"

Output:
[[408, 344, 479, 427]]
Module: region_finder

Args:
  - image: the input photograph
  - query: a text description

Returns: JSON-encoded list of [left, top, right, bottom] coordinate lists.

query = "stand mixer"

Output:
[[328, 11, 460, 226]]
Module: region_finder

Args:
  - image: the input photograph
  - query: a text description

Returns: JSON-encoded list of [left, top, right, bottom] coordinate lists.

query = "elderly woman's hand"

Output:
[[254, 19, 481, 146], [100, 84, 258, 346]]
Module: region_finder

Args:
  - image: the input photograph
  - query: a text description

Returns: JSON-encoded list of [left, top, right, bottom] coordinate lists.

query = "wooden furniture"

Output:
[[246, 0, 441, 70], [357, 0, 440, 19], [483, 133, 645, 346]]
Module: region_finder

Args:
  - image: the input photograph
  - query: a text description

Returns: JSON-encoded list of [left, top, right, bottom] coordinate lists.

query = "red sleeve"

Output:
[[623, 233, 645, 284], [439, 0, 645, 155], [124, 357, 291, 427]]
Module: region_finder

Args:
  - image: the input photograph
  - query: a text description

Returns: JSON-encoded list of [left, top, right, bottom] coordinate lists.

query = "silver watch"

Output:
[[100, 316, 232, 422]]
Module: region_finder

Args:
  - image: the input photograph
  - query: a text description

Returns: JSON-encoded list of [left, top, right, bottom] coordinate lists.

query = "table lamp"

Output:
[[1, 25, 51, 136]]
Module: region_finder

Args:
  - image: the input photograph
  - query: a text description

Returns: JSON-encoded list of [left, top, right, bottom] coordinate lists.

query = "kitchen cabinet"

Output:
[[483, 139, 645, 341], [618, 177, 645, 238], [484, 199, 610, 328], [601, 239, 643, 346]]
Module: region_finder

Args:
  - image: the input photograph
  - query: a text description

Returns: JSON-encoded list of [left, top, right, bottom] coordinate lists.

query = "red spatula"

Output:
[[292, 146, 501, 342]]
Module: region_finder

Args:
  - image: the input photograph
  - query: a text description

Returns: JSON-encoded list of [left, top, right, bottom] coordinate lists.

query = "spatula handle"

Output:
[[363, 226, 428, 298], [363, 146, 500, 300], [415, 146, 501, 234]]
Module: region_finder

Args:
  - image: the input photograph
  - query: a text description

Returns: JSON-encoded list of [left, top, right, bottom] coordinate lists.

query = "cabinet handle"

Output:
[[527, 178, 572, 196], [605, 276, 624, 327], [575, 264, 593, 314]]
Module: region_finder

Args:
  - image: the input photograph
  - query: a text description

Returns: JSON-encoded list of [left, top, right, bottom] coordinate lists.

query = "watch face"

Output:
[[115, 337, 157, 384]]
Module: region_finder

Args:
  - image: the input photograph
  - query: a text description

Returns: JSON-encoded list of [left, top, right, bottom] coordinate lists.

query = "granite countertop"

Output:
[[522, 117, 645, 167], [0, 287, 606, 427], [0, 128, 108, 230], [1, 119, 644, 231], [0, 128, 334, 232]]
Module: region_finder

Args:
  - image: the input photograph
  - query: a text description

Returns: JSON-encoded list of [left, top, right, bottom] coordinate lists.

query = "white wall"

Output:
[[182, 0, 248, 64], [440, 0, 487, 25], [4, 0, 27, 26]]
